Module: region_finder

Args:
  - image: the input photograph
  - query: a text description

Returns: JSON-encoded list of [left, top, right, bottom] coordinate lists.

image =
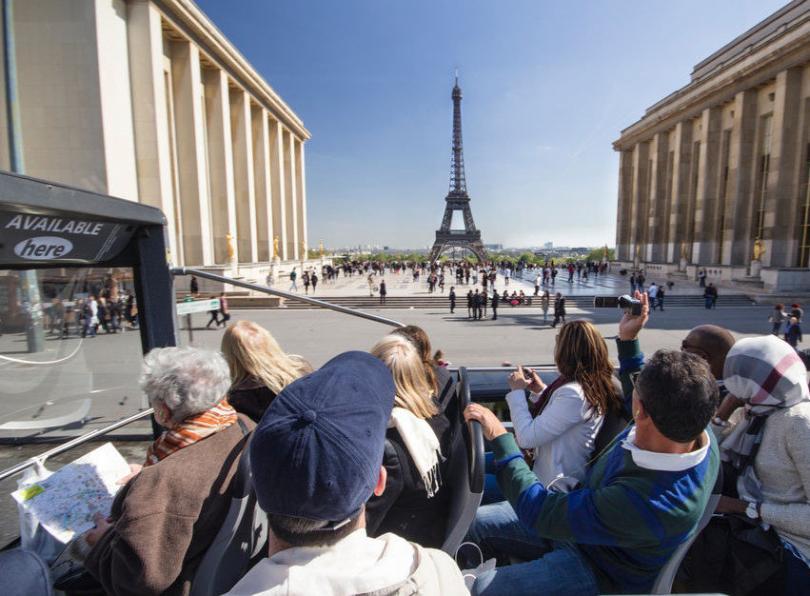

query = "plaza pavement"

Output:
[[271, 268, 713, 298]]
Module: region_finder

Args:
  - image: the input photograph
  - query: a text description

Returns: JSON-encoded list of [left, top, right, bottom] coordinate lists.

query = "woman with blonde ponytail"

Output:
[[365, 333, 454, 548], [221, 320, 312, 422]]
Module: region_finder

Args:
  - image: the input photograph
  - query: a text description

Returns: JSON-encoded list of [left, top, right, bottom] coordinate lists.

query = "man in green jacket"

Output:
[[464, 292, 720, 595]]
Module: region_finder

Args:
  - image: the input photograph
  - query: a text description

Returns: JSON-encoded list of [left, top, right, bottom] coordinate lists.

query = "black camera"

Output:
[[618, 294, 643, 316]]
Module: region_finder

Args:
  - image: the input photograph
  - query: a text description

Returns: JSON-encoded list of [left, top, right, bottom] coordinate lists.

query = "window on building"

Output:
[[717, 129, 732, 263], [754, 113, 773, 241], [798, 142, 810, 268]]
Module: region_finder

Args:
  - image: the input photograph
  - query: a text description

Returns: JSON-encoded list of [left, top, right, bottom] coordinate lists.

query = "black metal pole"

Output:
[[3, 0, 43, 353]]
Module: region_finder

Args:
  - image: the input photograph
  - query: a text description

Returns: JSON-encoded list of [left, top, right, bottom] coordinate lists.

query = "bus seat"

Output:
[[649, 466, 723, 594], [594, 377, 632, 454], [190, 437, 267, 596], [441, 367, 484, 556]]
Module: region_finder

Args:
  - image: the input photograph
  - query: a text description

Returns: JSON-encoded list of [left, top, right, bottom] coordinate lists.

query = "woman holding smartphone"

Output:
[[506, 320, 622, 488]]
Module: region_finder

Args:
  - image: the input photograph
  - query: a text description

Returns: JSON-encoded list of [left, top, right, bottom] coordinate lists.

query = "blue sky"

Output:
[[196, 0, 787, 250]]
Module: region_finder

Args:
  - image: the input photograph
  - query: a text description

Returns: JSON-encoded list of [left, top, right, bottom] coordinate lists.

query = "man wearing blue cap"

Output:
[[227, 351, 468, 595]]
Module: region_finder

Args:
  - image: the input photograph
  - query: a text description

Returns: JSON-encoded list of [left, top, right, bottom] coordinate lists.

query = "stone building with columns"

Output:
[[0, 0, 308, 273], [614, 0, 810, 292]]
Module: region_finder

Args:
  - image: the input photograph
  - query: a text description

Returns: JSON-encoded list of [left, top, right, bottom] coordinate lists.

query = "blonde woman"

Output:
[[221, 320, 312, 422], [366, 334, 453, 548]]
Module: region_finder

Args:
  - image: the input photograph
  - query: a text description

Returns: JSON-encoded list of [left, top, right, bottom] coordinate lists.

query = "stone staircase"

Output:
[[226, 294, 757, 310]]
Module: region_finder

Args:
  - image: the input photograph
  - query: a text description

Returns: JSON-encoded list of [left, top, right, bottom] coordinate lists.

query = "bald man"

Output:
[[680, 324, 736, 381]]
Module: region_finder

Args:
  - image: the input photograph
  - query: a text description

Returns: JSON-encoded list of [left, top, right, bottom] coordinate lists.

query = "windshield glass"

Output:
[[0, 267, 150, 443]]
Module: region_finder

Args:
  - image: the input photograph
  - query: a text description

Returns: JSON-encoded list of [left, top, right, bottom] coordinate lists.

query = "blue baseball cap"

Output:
[[250, 351, 395, 524]]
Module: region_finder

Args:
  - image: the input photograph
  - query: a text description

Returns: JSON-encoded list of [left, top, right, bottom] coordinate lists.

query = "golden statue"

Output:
[[273, 235, 280, 259], [602, 244, 609, 260], [226, 233, 235, 261], [752, 237, 766, 261], [680, 242, 689, 260], [319, 240, 325, 257]]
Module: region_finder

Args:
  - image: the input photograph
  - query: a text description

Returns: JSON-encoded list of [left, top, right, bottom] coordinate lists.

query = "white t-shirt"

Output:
[[505, 382, 604, 486], [647, 285, 658, 299]]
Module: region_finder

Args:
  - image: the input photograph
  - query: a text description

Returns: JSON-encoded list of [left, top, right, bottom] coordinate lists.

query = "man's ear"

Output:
[[633, 392, 649, 422], [373, 465, 387, 497]]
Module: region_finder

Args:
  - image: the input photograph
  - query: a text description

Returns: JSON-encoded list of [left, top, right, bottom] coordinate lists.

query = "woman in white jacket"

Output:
[[503, 321, 622, 489]]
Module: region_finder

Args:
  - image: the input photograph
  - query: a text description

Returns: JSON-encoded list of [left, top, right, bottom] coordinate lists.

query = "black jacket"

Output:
[[554, 297, 566, 315], [365, 411, 453, 548], [227, 377, 277, 423]]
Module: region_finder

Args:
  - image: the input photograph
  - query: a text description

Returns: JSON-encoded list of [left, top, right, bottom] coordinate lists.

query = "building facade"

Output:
[[0, 0, 309, 270], [614, 0, 810, 291]]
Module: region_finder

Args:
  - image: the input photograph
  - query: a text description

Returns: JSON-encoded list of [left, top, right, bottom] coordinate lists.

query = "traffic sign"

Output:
[[176, 298, 220, 316]]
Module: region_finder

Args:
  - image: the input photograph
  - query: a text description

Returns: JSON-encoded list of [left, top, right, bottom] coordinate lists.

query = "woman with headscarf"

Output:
[[715, 335, 810, 592]]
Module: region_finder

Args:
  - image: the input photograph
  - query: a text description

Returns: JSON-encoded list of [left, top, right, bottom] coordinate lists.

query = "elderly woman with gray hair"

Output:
[[712, 335, 810, 593], [81, 346, 254, 596]]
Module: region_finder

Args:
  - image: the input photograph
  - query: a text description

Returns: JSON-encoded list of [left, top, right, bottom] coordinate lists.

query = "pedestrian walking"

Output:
[[218, 292, 231, 327], [491, 289, 499, 320], [552, 292, 566, 328], [473, 289, 482, 320], [629, 273, 637, 294], [289, 268, 298, 292], [190, 275, 199, 296], [534, 274, 541, 296], [698, 268, 707, 288], [655, 286, 665, 311], [785, 316, 803, 348], [770, 303, 787, 335], [704, 283, 718, 309], [449, 287, 456, 313], [481, 290, 488, 318], [540, 289, 550, 322], [379, 280, 387, 305], [467, 290, 473, 319], [647, 283, 658, 313], [791, 303, 804, 321], [303, 271, 311, 295], [311, 272, 318, 294], [368, 273, 375, 297]]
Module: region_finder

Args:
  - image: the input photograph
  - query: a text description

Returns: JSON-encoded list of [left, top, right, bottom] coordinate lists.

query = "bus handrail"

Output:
[[0, 408, 154, 483], [172, 267, 406, 329]]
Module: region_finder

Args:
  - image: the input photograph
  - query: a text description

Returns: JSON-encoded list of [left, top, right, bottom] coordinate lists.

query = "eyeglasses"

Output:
[[629, 371, 641, 389]]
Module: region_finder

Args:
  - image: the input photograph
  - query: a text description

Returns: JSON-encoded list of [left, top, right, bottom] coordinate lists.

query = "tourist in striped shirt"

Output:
[[464, 292, 720, 595]]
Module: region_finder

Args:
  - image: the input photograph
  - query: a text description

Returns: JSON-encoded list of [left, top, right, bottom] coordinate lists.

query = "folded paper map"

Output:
[[12, 443, 130, 543]]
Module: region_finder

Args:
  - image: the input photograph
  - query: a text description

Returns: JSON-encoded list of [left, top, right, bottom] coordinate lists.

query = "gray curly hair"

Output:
[[140, 346, 231, 423]]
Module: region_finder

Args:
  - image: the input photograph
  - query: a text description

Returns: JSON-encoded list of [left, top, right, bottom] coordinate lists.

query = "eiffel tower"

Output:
[[428, 76, 487, 264]]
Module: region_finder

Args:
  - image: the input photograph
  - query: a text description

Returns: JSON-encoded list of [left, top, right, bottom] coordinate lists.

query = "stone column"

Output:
[[667, 121, 693, 264], [230, 89, 257, 265], [269, 118, 287, 260], [693, 107, 722, 265], [252, 108, 273, 262], [169, 40, 213, 266], [202, 68, 236, 265], [283, 129, 299, 260], [615, 150, 633, 261], [126, 1, 177, 260], [295, 138, 307, 263], [728, 90, 758, 266], [767, 67, 802, 267], [630, 142, 650, 264], [648, 132, 669, 262]]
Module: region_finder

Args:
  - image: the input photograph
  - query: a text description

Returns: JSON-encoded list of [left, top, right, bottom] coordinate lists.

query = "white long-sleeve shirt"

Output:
[[505, 382, 603, 486]]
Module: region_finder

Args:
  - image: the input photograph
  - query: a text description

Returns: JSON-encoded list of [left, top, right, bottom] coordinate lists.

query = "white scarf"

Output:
[[389, 407, 442, 498]]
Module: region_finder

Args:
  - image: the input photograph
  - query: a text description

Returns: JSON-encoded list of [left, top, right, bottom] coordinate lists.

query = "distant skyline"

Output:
[[196, 0, 786, 249]]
